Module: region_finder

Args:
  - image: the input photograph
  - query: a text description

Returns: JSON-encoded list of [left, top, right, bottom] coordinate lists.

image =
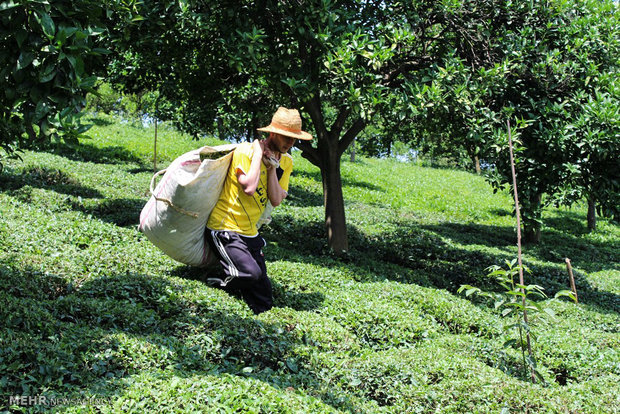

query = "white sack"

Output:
[[139, 143, 274, 267]]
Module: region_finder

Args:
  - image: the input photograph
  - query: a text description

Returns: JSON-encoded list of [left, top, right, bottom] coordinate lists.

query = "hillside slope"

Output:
[[1, 115, 618, 413]]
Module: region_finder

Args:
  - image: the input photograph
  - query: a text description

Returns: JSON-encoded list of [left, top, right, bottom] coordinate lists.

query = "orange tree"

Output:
[[552, 1, 619, 230], [405, 0, 618, 242], [484, 0, 619, 242], [0, 0, 114, 164]]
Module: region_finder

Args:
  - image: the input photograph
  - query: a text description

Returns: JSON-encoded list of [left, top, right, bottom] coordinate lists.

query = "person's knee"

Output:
[[244, 263, 263, 281], [226, 251, 262, 281]]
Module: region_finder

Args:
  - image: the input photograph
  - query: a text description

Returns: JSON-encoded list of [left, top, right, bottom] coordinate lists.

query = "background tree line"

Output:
[[1, 0, 618, 251]]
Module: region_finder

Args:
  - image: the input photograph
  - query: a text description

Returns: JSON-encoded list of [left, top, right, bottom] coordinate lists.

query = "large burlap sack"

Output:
[[138, 143, 274, 267]]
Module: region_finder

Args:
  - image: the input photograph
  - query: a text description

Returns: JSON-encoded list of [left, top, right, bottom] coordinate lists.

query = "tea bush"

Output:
[[0, 114, 618, 412]]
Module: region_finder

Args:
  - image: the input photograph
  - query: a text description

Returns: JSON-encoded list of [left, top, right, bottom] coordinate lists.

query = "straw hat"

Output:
[[257, 107, 313, 141]]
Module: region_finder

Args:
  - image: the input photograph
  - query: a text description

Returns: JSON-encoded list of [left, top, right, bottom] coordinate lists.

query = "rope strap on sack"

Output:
[[150, 169, 200, 218]]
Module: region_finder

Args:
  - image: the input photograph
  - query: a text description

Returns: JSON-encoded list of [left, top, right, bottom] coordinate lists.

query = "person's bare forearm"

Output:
[[266, 167, 287, 207]]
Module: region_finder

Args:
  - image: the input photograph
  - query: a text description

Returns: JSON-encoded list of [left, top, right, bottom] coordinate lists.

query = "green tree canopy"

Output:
[[0, 0, 111, 162], [108, 0, 519, 252], [408, 0, 619, 241], [4, 0, 616, 248]]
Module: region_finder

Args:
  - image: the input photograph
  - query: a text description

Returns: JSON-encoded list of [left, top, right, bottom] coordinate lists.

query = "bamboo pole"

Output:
[[507, 120, 536, 383], [564, 258, 579, 303]]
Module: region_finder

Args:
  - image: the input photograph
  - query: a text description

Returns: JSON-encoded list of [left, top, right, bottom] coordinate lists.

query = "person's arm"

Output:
[[265, 166, 288, 207], [237, 140, 263, 196]]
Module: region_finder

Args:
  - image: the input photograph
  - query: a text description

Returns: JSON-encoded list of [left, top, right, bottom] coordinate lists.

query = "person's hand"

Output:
[[260, 141, 278, 170], [262, 154, 277, 170], [261, 141, 272, 158]]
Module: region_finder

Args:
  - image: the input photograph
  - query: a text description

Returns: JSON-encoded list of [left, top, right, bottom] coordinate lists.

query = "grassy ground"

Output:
[[1, 114, 618, 413]]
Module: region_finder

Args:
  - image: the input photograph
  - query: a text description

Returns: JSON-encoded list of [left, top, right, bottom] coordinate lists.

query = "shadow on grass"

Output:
[[419, 221, 619, 274], [544, 209, 591, 236], [87, 116, 115, 127], [127, 166, 157, 174], [0, 267, 358, 412], [262, 213, 619, 314], [0, 166, 103, 199], [489, 208, 513, 217], [170, 264, 326, 313], [44, 141, 148, 167], [420, 222, 516, 248], [76, 198, 146, 227], [0, 167, 146, 228], [286, 183, 324, 207]]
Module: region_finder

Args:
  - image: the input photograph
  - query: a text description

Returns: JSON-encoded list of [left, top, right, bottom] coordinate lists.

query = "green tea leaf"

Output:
[[38, 12, 56, 40]]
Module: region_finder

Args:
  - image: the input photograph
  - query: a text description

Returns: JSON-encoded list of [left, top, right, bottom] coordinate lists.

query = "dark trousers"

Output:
[[206, 229, 273, 314]]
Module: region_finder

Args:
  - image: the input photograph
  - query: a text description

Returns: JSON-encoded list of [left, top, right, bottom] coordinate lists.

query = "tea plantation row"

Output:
[[0, 114, 618, 413]]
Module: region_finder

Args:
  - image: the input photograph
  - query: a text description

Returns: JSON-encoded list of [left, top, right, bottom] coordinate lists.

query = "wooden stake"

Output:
[[564, 258, 579, 303], [507, 119, 536, 383], [153, 116, 158, 173]]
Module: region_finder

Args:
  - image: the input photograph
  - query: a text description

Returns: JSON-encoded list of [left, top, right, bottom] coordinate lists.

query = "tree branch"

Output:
[[381, 56, 432, 87], [296, 139, 320, 167], [338, 117, 366, 158], [379, 12, 446, 88], [304, 94, 330, 141], [296, 95, 325, 168], [331, 107, 351, 136]]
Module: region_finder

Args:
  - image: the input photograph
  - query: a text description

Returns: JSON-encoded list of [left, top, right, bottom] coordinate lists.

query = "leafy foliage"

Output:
[[459, 260, 576, 383], [406, 0, 619, 240], [108, 0, 556, 252], [0, 0, 111, 162]]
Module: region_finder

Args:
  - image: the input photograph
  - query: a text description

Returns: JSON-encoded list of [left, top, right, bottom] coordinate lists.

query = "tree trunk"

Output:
[[587, 198, 596, 231], [523, 193, 542, 244], [320, 141, 348, 253], [252, 111, 260, 141], [474, 155, 481, 174], [523, 222, 541, 244], [301, 97, 365, 254], [350, 138, 356, 162], [217, 117, 225, 140]]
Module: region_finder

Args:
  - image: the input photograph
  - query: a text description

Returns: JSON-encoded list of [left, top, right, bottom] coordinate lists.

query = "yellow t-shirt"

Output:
[[207, 142, 293, 237]]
